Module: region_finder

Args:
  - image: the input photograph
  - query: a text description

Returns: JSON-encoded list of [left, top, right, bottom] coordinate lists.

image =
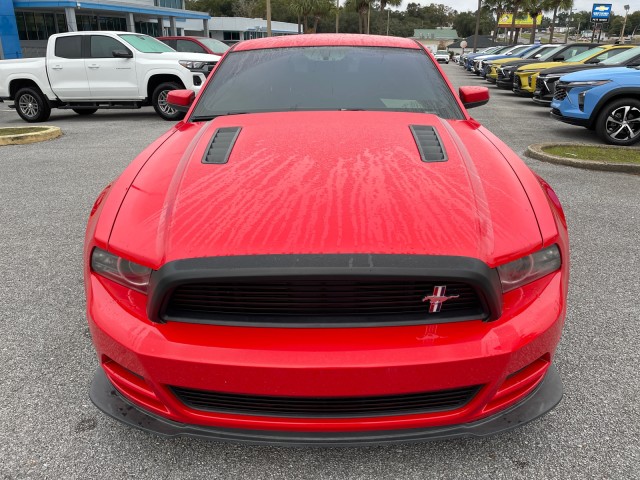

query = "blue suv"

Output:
[[550, 66, 640, 145]]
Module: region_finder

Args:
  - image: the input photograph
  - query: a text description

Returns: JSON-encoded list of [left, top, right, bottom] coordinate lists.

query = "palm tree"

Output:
[[344, 0, 372, 33], [524, 0, 546, 43], [378, 0, 401, 35], [507, 0, 525, 43], [546, 0, 573, 43], [484, 0, 510, 42]]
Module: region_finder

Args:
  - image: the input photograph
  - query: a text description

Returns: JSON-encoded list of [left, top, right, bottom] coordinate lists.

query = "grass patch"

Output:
[[543, 145, 640, 165], [0, 127, 49, 136]]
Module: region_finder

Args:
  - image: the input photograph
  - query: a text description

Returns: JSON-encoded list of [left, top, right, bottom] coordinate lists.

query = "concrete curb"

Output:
[[526, 142, 640, 175], [0, 126, 62, 146]]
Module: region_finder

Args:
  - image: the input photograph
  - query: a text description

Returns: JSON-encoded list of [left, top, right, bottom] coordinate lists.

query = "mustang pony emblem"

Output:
[[423, 286, 459, 313]]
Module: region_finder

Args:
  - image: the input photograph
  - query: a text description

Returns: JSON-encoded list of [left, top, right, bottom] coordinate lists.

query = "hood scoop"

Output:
[[410, 125, 447, 162], [202, 127, 242, 164]]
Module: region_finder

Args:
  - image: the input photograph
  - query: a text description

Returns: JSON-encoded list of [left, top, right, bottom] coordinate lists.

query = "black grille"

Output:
[[536, 77, 545, 90], [170, 385, 481, 418], [163, 277, 486, 326], [554, 86, 567, 101]]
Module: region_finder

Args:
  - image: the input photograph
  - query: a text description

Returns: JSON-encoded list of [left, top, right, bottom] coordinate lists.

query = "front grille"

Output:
[[536, 77, 545, 90], [554, 86, 567, 101], [170, 384, 482, 418], [163, 277, 486, 326]]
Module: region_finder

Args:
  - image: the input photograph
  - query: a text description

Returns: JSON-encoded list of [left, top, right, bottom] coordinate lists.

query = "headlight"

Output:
[[566, 80, 611, 87], [497, 245, 561, 292], [91, 247, 152, 293], [179, 60, 205, 70]]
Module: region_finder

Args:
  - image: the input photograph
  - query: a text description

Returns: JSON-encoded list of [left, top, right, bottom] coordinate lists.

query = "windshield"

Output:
[[601, 46, 640, 65], [506, 45, 533, 56], [564, 46, 606, 62], [199, 38, 230, 53], [538, 46, 565, 61], [191, 46, 463, 121], [119, 34, 175, 53], [522, 45, 549, 59]]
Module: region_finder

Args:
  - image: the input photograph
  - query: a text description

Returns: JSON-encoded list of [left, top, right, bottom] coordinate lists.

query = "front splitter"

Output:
[[90, 365, 563, 446]]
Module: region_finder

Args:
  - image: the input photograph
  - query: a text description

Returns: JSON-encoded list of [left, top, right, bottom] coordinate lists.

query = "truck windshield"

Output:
[[119, 34, 175, 53], [191, 46, 464, 121]]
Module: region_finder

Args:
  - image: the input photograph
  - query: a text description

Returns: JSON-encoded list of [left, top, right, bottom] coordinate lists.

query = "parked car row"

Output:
[[459, 43, 640, 146]]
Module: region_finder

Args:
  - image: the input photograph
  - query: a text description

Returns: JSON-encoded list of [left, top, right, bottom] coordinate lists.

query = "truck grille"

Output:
[[163, 278, 486, 326], [170, 384, 482, 418]]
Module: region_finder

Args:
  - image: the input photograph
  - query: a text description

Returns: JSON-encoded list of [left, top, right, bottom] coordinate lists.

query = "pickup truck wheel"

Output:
[[15, 87, 51, 123], [72, 108, 98, 115], [152, 82, 186, 121], [595, 98, 640, 146]]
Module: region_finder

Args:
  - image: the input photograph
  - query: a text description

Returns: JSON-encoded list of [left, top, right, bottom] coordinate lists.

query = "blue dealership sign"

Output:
[[591, 3, 612, 22]]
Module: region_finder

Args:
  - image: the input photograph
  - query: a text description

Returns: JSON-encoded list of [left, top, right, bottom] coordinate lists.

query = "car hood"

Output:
[[558, 66, 640, 82], [539, 63, 604, 76], [518, 61, 578, 72], [108, 112, 542, 267]]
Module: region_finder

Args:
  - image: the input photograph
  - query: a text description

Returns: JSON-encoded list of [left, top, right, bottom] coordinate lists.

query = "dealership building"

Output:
[[0, 1, 298, 59]]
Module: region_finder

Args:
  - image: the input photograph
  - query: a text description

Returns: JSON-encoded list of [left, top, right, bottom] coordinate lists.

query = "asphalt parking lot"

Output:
[[0, 64, 639, 479]]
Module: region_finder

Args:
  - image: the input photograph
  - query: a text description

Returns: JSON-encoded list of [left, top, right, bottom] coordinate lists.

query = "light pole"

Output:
[[619, 5, 630, 42]]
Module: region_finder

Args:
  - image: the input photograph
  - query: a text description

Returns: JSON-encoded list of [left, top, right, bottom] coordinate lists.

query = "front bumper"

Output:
[[91, 364, 563, 446], [86, 264, 566, 442], [550, 108, 590, 127], [532, 95, 552, 106]]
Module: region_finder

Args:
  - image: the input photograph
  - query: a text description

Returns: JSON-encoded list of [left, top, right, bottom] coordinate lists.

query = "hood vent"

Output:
[[202, 127, 242, 164], [410, 125, 447, 162]]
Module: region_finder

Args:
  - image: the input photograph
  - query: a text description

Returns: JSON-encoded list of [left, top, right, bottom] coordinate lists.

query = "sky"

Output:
[[407, 0, 634, 17]]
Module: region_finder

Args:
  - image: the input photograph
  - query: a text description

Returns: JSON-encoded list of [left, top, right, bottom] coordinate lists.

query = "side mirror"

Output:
[[534, 54, 542, 58], [588, 59, 600, 64], [112, 49, 133, 58], [554, 56, 564, 61], [167, 89, 195, 113], [459, 86, 489, 109]]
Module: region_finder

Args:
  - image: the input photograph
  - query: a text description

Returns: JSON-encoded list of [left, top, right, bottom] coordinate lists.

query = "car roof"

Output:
[[232, 34, 421, 52]]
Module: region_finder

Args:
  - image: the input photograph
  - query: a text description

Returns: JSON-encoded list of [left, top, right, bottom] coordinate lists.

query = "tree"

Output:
[[508, 0, 525, 43], [186, 0, 234, 16], [523, 0, 546, 44], [233, 0, 260, 17], [484, 0, 510, 41], [546, 0, 573, 43], [378, 0, 402, 34]]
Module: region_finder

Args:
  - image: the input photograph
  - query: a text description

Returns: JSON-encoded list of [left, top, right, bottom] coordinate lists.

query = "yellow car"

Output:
[[512, 45, 635, 97], [485, 44, 559, 83]]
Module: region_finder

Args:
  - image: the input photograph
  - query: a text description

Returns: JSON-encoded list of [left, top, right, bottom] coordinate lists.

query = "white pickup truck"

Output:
[[0, 31, 220, 122]]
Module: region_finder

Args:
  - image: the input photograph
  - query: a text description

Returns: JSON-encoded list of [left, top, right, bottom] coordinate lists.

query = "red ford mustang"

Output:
[[85, 34, 569, 445]]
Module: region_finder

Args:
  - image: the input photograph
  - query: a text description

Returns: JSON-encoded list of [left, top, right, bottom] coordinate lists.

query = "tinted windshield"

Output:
[[119, 34, 175, 53], [538, 46, 565, 61], [199, 38, 230, 53], [565, 46, 606, 62], [601, 46, 640, 65], [192, 46, 464, 120]]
